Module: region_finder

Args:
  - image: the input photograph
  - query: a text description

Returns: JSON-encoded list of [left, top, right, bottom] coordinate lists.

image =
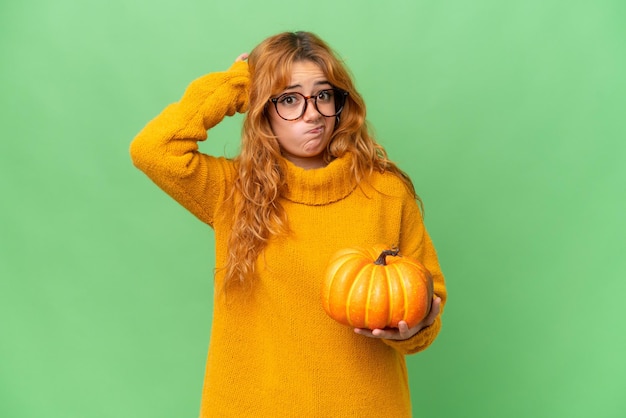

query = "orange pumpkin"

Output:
[[321, 245, 433, 329]]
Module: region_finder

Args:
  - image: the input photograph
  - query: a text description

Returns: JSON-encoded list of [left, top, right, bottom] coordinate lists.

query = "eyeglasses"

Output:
[[269, 88, 349, 121]]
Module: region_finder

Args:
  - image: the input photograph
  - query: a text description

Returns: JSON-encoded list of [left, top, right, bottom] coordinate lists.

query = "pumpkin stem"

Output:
[[374, 247, 400, 265]]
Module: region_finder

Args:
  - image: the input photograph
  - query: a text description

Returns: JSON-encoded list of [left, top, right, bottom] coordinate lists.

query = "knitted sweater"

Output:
[[130, 61, 447, 417]]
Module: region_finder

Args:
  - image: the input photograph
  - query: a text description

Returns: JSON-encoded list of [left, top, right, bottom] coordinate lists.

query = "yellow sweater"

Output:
[[130, 61, 447, 417]]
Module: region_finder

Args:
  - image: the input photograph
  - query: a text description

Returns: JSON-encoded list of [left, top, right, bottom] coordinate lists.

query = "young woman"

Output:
[[131, 31, 447, 417]]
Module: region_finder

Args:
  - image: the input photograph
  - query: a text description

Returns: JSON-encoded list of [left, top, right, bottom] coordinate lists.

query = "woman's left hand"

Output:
[[354, 296, 441, 341]]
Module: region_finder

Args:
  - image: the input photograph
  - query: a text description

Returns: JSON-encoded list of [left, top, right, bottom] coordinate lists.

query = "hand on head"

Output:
[[235, 53, 249, 63]]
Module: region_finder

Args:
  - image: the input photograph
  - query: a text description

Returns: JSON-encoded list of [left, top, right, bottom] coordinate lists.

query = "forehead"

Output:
[[283, 60, 328, 89]]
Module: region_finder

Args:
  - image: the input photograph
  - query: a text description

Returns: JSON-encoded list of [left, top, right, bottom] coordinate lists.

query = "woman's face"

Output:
[[267, 60, 337, 169]]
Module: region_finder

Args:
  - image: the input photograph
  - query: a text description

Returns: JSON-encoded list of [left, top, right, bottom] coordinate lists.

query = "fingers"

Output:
[[235, 53, 249, 63], [396, 321, 411, 338], [354, 327, 392, 339], [354, 296, 442, 341], [354, 321, 412, 340], [353, 328, 375, 338]]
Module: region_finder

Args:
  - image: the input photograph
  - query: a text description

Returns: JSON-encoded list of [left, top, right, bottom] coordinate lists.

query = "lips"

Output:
[[307, 126, 324, 135]]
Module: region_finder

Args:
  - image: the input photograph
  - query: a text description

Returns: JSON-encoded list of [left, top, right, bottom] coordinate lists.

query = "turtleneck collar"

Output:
[[281, 153, 357, 205]]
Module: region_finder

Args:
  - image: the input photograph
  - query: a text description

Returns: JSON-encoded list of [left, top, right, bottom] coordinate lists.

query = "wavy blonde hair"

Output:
[[223, 31, 419, 289]]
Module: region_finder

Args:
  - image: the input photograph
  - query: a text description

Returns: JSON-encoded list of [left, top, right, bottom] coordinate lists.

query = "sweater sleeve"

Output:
[[382, 197, 448, 355], [129, 61, 250, 226]]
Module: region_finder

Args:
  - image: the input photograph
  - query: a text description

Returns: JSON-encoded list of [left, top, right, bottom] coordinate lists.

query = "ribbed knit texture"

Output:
[[130, 61, 447, 417]]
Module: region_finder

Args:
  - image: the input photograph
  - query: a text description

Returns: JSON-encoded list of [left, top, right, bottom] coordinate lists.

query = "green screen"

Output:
[[2, 1, 625, 417]]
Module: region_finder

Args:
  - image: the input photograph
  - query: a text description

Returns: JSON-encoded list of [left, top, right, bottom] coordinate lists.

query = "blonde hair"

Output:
[[223, 31, 419, 289]]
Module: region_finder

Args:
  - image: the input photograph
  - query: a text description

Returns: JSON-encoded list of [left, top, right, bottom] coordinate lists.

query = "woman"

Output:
[[131, 31, 446, 417]]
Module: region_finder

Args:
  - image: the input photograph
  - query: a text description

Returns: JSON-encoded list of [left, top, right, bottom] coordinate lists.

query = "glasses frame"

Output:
[[269, 88, 349, 121]]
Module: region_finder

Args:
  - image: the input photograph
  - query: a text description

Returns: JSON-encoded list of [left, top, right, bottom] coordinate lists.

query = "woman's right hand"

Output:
[[231, 53, 250, 114], [235, 53, 249, 63]]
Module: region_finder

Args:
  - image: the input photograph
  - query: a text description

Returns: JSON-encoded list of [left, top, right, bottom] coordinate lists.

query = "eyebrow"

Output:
[[283, 80, 332, 91]]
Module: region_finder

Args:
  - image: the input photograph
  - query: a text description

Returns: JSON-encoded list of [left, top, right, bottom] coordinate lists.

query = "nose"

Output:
[[302, 97, 321, 121]]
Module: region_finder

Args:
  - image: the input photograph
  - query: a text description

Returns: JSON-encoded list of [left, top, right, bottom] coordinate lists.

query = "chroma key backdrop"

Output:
[[1, 1, 625, 417]]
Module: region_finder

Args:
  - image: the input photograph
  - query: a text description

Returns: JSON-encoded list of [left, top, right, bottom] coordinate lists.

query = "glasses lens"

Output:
[[275, 93, 304, 120], [315, 90, 337, 117], [274, 89, 347, 120]]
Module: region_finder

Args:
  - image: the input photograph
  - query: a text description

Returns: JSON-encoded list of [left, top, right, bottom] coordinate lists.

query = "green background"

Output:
[[1, 0, 625, 417]]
